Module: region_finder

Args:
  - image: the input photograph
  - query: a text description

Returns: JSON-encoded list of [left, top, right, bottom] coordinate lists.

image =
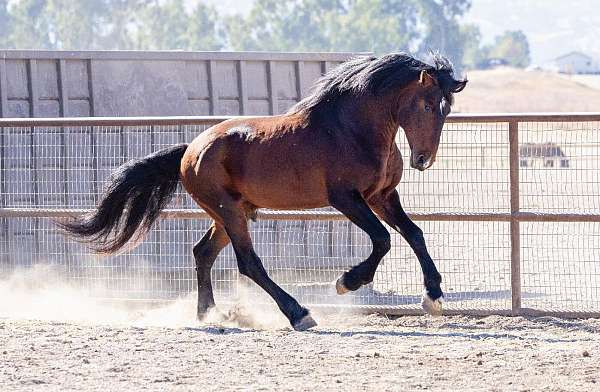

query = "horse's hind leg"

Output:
[[193, 222, 229, 320], [214, 201, 316, 331]]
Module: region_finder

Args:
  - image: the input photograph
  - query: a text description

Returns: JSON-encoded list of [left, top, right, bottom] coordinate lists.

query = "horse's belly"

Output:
[[240, 176, 329, 210]]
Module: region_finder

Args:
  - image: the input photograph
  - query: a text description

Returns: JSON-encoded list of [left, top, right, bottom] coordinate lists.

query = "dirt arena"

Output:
[[2, 284, 599, 392]]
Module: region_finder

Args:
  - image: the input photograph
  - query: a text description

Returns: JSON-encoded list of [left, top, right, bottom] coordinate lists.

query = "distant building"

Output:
[[476, 58, 509, 70], [548, 51, 599, 74]]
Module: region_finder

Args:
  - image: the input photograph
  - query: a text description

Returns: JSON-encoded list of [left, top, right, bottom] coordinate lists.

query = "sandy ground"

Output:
[[2, 299, 600, 392]]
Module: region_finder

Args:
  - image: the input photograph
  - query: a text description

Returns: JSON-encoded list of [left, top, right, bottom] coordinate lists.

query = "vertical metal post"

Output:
[[509, 120, 521, 314], [0, 59, 7, 265]]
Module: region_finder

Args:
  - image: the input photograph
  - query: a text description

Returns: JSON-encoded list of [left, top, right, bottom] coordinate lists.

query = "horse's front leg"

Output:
[[370, 189, 443, 315], [329, 190, 391, 294]]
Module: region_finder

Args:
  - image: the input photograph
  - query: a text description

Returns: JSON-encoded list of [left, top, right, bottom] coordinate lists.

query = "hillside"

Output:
[[453, 67, 600, 113]]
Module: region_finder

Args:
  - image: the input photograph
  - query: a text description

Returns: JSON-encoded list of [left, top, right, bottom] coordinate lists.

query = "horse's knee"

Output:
[[237, 253, 266, 281], [373, 231, 391, 256]]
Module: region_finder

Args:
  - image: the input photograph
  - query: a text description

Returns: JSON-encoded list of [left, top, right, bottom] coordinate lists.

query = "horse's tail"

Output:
[[58, 144, 188, 254]]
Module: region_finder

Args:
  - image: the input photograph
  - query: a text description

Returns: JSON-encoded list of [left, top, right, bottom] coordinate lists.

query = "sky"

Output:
[[203, 0, 599, 64], [463, 0, 600, 64]]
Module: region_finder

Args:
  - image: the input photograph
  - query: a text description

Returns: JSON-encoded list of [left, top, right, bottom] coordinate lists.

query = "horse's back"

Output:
[[181, 115, 332, 210]]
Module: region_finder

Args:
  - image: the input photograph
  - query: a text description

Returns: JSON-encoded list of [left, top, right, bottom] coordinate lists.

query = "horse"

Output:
[[59, 52, 467, 331]]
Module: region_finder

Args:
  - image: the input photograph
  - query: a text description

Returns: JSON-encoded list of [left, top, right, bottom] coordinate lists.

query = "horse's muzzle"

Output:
[[410, 152, 434, 171]]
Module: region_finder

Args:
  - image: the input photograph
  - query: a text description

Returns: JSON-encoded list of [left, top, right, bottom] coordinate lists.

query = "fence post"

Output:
[[509, 120, 521, 315]]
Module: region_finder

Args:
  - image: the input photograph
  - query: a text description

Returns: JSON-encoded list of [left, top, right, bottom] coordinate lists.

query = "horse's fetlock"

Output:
[[342, 270, 364, 291], [424, 271, 442, 287]]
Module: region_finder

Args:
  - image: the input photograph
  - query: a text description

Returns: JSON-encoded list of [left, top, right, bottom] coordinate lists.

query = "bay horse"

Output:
[[60, 52, 467, 331]]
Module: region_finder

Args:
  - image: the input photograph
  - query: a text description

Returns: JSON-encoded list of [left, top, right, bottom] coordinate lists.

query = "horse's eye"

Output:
[[424, 104, 432, 112]]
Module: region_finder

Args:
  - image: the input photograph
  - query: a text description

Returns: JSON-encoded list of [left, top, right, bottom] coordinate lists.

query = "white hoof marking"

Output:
[[335, 277, 350, 295], [421, 292, 443, 316]]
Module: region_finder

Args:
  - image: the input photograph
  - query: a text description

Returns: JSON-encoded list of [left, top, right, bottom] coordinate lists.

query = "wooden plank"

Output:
[[267, 61, 277, 115], [0, 58, 7, 117], [28, 59, 39, 117], [0, 50, 361, 62], [4, 113, 600, 127], [238, 60, 248, 115], [57, 59, 69, 116], [87, 60, 95, 116], [0, 116, 233, 127], [208, 60, 218, 115], [3, 208, 600, 223], [509, 120, 521, 315], [295, 61, 306, 98]]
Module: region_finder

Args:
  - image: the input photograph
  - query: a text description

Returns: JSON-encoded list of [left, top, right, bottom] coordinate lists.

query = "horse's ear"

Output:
[[419, 70, 437, 88], [452, 78, 468, 93]]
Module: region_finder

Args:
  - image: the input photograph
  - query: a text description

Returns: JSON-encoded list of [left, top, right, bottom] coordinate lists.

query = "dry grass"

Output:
[[453, 67, 600, 113]]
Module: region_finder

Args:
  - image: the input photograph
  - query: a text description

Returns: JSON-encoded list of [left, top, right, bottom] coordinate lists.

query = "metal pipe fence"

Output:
[[1, 113, 600, 317]]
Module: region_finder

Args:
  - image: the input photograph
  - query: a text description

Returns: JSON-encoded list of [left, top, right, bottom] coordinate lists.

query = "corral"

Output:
[[2, 51, 600, 391], [1, 113, 599, 317]]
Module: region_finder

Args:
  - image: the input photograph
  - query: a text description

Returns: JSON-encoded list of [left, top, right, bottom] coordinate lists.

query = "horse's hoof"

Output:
[[292, 313, 317, 331], [421, 292, 443, 316], [335, 275, 350, 295], [198, 307, 228, 323]]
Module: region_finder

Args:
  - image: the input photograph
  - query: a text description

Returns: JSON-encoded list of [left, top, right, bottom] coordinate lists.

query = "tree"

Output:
[[186, 2, 223, 50], [135, 0, 191, 50], [4, 0, 151, 50], [44, 0, 105, 49], [7, 0, 53, 49], [460, 24, 485, 70], [0, 0, 12, 47], [414, 0, 472, 72], [224, 0, 474, 70], [326, 0, 420, 54], [129, 0, 223, 50], [1, 0, 483, 71], [225, 0, 425, 53], [486, 30, 530, 68], [93, 0, 149, 50], [224, 0, 336, 51]]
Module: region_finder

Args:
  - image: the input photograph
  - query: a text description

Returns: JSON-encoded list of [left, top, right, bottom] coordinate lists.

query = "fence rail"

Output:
[[2, 113, 600, 317]]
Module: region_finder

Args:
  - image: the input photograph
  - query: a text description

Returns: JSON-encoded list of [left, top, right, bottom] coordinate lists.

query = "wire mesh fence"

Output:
[[1, 114, 599, 316]]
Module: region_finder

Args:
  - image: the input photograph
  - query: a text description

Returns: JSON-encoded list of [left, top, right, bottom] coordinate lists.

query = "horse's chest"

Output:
[[362, 147, 402, 196]]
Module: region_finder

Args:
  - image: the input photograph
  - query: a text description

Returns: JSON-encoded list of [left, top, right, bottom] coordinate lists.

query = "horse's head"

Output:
[[290, 52, 467, 171], [398, 65, 467, 171]]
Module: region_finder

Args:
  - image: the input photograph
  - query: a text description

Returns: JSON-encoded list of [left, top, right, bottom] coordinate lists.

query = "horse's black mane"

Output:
[[291, 52, 467, 115]]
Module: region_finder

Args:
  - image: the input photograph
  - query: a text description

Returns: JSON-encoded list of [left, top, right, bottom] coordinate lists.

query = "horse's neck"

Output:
[[342, 102, 400, 147]]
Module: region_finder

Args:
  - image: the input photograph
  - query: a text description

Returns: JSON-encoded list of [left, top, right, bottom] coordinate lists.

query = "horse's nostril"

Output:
[[417, 154, 426, 165]]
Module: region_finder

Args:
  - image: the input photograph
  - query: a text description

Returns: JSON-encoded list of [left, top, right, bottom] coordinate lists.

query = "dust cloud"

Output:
[[0, 265, 289, 330]]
